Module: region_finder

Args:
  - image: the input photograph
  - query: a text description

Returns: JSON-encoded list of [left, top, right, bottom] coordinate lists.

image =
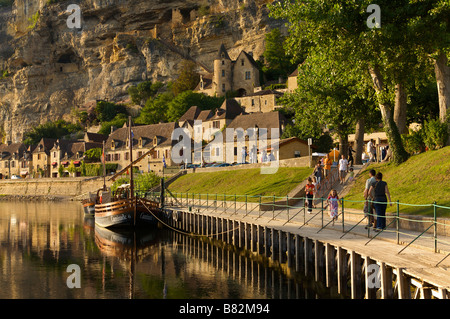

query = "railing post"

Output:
[[286, 195, 289, 222], [245, 194, 248, 215], [341, 197, 345, 233], [434, 201, 437, 253], [235, 194, 237, 214], [272, 195, 275, 220], [259, 195, 261, 218], [321, 197, 324, 229], [396, 200, 400, 245]]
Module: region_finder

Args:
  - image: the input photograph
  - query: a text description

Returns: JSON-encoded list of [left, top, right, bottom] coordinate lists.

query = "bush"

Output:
[[402, 130, 425, 155], [423, 118, 449, 150]]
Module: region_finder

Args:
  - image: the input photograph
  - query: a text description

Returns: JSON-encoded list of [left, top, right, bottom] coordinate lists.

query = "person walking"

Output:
[[305, 177, 315, 214], [368, 172, 392, 231], [363, 169, 377, 229], [338, 155, 348, 184], [348, 145, 355, 167], [323, 154, 332, 179], [327, 189, 339, 225], [313, 163, 323, 188]]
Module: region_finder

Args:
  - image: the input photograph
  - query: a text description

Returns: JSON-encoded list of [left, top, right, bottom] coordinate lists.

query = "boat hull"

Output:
[[94, 198, 160, 228]]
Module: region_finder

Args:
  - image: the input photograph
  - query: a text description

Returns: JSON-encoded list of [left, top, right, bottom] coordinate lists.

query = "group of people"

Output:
[[305, 153, 392, 231], [365, 139, 390, 163]]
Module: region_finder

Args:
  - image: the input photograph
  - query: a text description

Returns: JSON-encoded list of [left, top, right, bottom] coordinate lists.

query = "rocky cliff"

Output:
[[0, 0, 284, 142]]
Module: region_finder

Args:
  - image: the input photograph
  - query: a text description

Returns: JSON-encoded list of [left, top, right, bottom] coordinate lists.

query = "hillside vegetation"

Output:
[[344, 146, 450, 217], [168, 167, 313, 202]]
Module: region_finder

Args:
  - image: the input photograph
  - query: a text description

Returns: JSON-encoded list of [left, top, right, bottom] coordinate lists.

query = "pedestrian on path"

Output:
[[364, 169, 377, 229], [313, 163, 323, 188], [348, 145, 355, 167], [305, 177, 315, 214], [368, 172, 392, 231], [338, 155, 348, 184], [323, 154, 332, 179], [327, 189, 339, 225]]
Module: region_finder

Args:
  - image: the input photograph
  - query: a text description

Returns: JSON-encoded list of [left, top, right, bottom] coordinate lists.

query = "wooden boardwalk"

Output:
[[160, 200, 450, 299]]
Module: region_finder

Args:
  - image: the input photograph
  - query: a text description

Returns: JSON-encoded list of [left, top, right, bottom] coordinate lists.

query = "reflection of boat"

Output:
[[94, 224, 156, 260], [81, 196, 96, 216]]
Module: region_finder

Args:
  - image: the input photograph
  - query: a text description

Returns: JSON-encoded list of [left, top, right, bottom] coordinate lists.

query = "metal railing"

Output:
[[148, 190, 450, 260]]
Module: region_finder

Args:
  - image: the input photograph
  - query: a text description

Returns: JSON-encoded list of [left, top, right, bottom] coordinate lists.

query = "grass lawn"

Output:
[[167, 167, 313, 202], [344, 146, 450, 217]]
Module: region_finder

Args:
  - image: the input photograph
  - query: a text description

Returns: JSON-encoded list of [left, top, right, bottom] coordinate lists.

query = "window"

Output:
[[294, 151, 301, 158], [213, 121, 220, 129], [222, 60, 225, 65], [125, 152, 129, 161], [245, 71, 251, 80], [222, 83, 226, 92], [241, 59, 244, 66], [38, 154, 41, 160], [222, 70, 225, 77], [251, 99, 255, 106]]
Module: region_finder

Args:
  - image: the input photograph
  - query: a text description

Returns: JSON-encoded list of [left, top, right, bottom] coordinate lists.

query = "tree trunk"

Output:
[[435, 52, 450, 145], [338, 130, 349, 160], [394, 82, 407, 135], [354, 117, 365, 165], [368, 66, 409, 164]]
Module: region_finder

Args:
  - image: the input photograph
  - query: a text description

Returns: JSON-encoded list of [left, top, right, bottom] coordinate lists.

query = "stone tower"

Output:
[[213, 44, 232, 97]]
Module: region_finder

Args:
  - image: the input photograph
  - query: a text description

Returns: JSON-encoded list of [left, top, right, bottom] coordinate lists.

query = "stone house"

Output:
[[287, 68, 299, 93], [32, 138, 58, 178], [195, 44, 260, 97], [0, 142, 27, 179], [278, 137, 313, 160], [105, 121, 179, 175], [222, 111, 288, 163], [234, 89, 283, 113]]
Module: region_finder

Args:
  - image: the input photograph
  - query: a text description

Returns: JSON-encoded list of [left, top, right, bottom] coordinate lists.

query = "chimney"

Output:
[[111, 126, 115, 134]]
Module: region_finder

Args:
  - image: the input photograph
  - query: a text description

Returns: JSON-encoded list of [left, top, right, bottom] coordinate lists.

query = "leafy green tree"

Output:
[[95, 101, 128, 122], [135, 91, 174, 125], [269, 0, 442, 163], [84, 148, 102, 162], [171, 60, 200, 96], [98, 113, 128, 135], [23, 120, 82, 145], [128, 81, 163, 106], [165, 90, 224, 122], [262, 28, 300, 81]]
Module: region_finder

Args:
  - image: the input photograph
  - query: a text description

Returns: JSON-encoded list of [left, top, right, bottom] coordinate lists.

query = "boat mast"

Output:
[[102, 140, 106, 191], [128, 116, 136, 227]]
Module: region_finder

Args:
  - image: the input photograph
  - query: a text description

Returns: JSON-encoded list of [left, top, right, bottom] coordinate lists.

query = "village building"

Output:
[[105, 121, 179, 175], [234, 89, 283, 113], [195, 44, 260, 97], [222, 111, 288, 163], [287, 68, 299, 93], [0, 142, 27, 179]]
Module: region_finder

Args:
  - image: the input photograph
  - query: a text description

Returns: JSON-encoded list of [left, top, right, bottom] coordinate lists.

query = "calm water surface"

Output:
[[0, 200, 334, 299]]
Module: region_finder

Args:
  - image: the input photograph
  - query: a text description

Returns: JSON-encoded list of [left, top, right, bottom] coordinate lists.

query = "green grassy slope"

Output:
[[344, 146, 450, 216], [168, 167, 313, 201]]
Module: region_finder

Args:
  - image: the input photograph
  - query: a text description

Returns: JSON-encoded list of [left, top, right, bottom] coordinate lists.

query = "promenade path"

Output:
[[164, 189, 450, 298]]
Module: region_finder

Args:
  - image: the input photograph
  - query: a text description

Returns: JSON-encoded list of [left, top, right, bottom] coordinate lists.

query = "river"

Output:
[[0, 200, 338, 299]]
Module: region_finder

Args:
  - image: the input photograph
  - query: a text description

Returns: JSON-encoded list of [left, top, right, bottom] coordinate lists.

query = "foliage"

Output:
[[1, 70, 9, 79], [98, 113, 128, 135], [28, 11, 40, 30], [84, 163, 118, 177], [58, 165, 64, 177], [135, 91, 174, 125], [423, 118, 449, 150], [165, 90, 224, 122], [0, 0, 14, 7], [262, 28, 299, 81], [84, 148, 102, 162], [95, 100, 128, 123], [171, 60, 200, 96], [402, 130, 425, 155], [135, 172, 161, 192], [23, 120, 82, 145], [128, 81, 163, 106]]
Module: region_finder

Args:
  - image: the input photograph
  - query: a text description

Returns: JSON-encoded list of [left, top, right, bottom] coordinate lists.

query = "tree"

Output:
[[262, 28, 300, 81], [171, 60, 200, 96], [269, 0, 441, 164], [23, 120, 82, 145], [135, 91, 174, 125], [95, 101, 127, 122], [128, 81, 163, 106]]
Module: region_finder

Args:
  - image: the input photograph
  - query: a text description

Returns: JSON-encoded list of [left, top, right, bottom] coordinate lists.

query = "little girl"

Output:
[[327, 189, 339, 224]]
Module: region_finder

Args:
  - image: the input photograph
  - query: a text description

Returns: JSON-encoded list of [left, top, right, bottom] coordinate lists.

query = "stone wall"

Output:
[[0, 177, 110, 198]]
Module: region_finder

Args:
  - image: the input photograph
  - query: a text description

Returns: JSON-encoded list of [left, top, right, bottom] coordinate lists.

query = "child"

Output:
[[327, 189, 339, 225], [348, 167, 354, 182], [305, 177, 315, 214]]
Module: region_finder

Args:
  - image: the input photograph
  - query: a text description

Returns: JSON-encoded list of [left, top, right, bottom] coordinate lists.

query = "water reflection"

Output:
[[0, 200, 336, 299]]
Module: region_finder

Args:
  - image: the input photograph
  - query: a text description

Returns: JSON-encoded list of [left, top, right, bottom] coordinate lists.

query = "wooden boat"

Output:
[[81, 198, 96, 215], [94, 191, 160, 228], [92, 116, 162, 228]]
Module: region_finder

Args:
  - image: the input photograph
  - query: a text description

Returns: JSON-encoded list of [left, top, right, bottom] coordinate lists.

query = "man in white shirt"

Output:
[[338, 155, 349, 184]]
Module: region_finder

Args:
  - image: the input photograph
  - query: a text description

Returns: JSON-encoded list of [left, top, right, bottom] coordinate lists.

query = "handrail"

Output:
[[154, 190, 450, 255]]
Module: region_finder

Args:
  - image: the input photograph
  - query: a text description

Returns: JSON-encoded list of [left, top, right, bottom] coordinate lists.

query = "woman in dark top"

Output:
[[368, 172, 392, 231]]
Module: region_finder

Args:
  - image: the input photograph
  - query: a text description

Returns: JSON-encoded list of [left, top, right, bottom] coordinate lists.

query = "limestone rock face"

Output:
[[0, 0, 284, 142]]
